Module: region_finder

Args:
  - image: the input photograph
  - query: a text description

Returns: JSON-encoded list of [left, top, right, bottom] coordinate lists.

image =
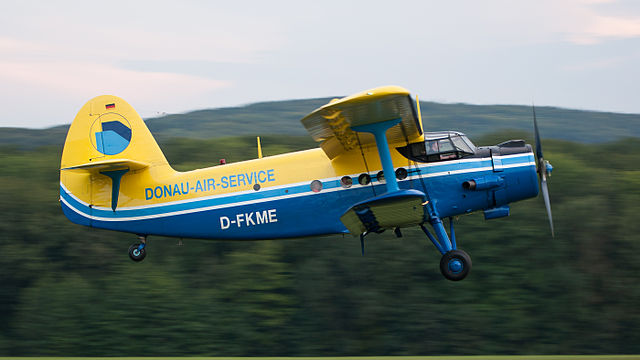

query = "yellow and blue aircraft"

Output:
[[60, 86, 553, 281]]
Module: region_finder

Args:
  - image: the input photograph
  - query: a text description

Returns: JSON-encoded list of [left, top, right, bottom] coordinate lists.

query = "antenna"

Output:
[[257, 136, 263, 159]]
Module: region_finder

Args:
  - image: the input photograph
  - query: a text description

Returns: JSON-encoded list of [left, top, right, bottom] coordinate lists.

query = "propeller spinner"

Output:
[[533, 106, 555, 237]]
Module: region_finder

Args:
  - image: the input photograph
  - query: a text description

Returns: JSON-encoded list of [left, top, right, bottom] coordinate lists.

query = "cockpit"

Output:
[[397, 131, 476, 163]]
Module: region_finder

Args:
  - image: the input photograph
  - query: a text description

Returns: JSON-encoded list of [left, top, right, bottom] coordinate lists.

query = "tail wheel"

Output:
[[440, 249, 471, 281], [128, 243, 146, 262]]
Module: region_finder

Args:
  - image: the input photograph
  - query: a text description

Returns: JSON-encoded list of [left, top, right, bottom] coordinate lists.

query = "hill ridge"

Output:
[[1, 97, 638, 149]]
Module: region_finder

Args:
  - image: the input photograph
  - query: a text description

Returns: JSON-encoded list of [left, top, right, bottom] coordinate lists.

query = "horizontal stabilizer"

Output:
[[340, 189, 426, 236], [61, 158, 149, 172]]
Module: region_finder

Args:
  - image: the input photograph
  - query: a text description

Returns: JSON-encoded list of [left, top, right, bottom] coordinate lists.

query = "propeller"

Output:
[[533, 106, 554, 237]]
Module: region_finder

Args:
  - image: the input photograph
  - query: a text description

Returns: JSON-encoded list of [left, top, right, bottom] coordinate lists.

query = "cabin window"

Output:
[[358, 173, 371, 185], [396, 167, 408, 180], [310, 180, 323, 193], [341, 176, 353, 188]]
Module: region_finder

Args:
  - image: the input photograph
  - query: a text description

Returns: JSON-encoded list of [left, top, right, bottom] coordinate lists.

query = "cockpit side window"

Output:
[[451, 136, 474, 154], [438, 139, 455, 152], [397, 134, 476, 163], [426, 140, 439, 154]]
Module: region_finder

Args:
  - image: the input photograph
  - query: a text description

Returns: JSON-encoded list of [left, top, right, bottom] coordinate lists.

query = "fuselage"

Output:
[[60, 136, 539, 240]]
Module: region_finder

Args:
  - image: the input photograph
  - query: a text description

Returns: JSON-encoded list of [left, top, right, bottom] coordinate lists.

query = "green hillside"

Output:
[[1, 98, 639, 149], [146, 97, 332, 142], [1, 134, 639, 356]]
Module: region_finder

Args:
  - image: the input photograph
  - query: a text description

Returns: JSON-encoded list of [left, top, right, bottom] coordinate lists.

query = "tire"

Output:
[[128, 243, 146, 262], [440, 249, 471, 281]]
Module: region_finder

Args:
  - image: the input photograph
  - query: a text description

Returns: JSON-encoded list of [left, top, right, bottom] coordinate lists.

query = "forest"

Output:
[[0, 130, 639, 356]]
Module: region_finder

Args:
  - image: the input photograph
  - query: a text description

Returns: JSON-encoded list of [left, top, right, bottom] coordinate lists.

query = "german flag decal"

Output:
[[105, 103, 115, 109]]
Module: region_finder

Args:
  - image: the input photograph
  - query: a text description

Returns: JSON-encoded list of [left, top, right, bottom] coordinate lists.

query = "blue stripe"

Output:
[[60, 154, 535, 224], [61, 178, 343, 219], [62, 182, 383, 239]]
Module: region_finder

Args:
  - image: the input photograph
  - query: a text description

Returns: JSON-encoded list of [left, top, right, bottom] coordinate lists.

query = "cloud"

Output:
[[588, 14, 640, 38], [0, 37, 40, 53], [561, 53, 633, 71], [0, 61, 232, 126], [0, 2, 286, 64], [559, 0, 640, 44], [0, 61, 229, 97]]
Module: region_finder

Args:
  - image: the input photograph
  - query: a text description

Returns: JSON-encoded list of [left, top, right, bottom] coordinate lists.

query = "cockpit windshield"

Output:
[[396, 131, 476, 163]]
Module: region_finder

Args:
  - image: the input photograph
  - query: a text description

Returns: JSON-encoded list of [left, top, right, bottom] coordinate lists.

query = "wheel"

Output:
[[128, 243, 146, 262], [440, 249, 471, 281]]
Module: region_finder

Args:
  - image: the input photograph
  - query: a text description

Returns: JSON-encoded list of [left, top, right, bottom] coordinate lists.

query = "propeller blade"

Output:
[[533, 105, 543, 161], [540, 174, 555, 238], [532, 105, 554, 237]]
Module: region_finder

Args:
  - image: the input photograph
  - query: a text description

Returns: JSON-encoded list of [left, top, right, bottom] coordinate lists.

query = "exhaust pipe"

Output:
[[462, 175, 504, 191]]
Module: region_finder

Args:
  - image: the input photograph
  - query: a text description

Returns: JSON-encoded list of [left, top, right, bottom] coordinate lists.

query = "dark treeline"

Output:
[[0, 133, 639, 356]]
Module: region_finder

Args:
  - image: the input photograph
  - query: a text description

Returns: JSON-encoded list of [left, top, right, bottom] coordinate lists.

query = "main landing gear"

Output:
[[128, 235, 147, 262], [439, 249, 472, 281], [421, 217, 472, 281]]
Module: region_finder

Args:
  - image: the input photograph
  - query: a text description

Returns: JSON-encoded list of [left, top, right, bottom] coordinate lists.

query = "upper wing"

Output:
[[301, 86, 423, 159]]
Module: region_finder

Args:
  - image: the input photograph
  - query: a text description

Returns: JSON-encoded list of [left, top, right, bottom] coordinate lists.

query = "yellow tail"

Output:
[[61, 95, 168, 169], [60, 95, 172, 212]]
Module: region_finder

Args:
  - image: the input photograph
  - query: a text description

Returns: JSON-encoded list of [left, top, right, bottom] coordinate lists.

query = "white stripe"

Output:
[[61, 156, 536, 221], [415, 166, 495, 178], [62, 152, 534, 212], [502, 161, 536, 169], [497, 153, 534, 160], [63, 154, 533, 212], [60, 184, 91, 207], [62, 184, 346, 222]]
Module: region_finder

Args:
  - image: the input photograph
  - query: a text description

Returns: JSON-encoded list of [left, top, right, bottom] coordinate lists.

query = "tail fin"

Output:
[[60, 95, 171, 223], [61, 95, 168, 170]]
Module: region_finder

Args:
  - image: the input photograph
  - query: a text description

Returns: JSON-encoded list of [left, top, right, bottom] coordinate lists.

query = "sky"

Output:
[[1, 0, 639, 128]]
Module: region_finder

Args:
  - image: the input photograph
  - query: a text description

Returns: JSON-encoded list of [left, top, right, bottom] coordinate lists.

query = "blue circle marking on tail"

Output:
[[91, 114, 132, 155]]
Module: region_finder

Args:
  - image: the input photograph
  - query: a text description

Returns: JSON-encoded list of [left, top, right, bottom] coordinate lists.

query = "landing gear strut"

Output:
[[421, 217, 472, 281], [128, 235, 147, 262]]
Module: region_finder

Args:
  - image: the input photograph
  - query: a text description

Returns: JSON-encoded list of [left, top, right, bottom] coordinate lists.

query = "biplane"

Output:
[[59, 86, 553, 281]]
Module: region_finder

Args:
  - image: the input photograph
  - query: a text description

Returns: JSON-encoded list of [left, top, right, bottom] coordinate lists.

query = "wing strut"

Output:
[[351, 118, 402, 193]]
